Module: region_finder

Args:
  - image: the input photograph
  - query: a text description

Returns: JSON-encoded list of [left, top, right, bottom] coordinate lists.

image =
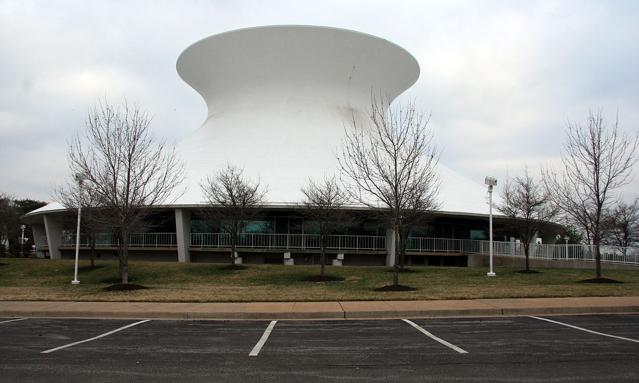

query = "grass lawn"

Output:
[[0, 258, 638, 302]]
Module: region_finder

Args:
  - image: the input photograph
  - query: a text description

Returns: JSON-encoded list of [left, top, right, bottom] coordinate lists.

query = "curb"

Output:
[[0, 310, 346, 320], [2, 306, 638, 320]]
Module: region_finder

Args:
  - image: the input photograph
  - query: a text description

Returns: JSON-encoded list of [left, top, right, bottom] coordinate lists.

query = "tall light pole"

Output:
[[564, 236, 570, 259], [72, 173, 85, 285], [485, 176, 497, 277]]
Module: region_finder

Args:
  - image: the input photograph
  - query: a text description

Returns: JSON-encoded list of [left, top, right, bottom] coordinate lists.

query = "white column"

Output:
[[175, 208, 191, 263], [43, 214, 63, 260], [31, 223, 47, 258], [283, 251, 294, 265], [332, 253, 344, 266], [385, 228, 396, 267]]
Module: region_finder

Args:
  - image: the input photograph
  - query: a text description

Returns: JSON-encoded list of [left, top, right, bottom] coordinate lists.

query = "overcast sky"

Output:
[[1, 0, 638, 202]]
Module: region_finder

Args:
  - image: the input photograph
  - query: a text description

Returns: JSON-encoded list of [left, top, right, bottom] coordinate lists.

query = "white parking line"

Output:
[[402, 319, 468, 354], [530, 316, 639, 344], [41, 320, 151, 354], [249, 320, 277, 357], [0, 318, 27, 325]]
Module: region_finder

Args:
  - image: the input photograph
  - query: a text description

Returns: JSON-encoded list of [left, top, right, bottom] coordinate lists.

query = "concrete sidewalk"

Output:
[[1, 296, 638, 320]]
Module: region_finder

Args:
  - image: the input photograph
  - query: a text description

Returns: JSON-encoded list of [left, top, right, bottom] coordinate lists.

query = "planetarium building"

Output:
[[24, 26, 559, 267]]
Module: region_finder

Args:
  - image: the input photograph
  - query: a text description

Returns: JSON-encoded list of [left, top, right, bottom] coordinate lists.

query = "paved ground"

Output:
[[2, 296, 639, 319], [1, 314, 638, 382]]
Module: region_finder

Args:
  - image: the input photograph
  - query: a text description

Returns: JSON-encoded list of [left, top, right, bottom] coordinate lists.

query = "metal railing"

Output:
[[190, 233, 386, 251], [405, 237, 462, 252], [403, 237, 638, 266], [61, 232, 177, 248], [459, 240, 639, 266], [59, 231, 639, 266]]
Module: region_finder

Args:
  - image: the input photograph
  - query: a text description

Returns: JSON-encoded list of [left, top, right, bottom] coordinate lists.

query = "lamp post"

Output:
[[20, 224, 26, 257], [72, 173, 85, 285], [485, 176, 497, 277], [564, 236, 570, 259]]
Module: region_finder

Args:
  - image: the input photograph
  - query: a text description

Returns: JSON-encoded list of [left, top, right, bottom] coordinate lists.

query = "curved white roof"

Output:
[[175, 26, 491, 215], [28, 26, 492, 217]]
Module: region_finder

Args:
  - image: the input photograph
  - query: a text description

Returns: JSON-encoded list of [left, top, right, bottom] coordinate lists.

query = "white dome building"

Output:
[[175, 25, 488, 214], [25, 26, 538, 267]]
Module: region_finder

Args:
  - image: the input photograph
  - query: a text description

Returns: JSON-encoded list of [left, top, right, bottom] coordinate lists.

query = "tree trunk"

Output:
[[231, 239, 237, 265], [524, 242, 530, 272], [230, 227, 237, 265], [595, 243, 602, 278], [119, 228, 129, 284], [400, 233, 409, 271], [0, 233, 5, 256], [89, 235, 96, 268], [394, 228, 401, 285], [397, 230, 405, 270], [320, 234, 326, 277]]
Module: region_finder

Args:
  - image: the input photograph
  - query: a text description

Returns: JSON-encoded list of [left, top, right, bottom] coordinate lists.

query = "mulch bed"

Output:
[[514, 270, 541, 274], [218, 264, 248, 271], [374, 284, 418, 292], [302, 275, 345, 282], [101, 276, 137, 284], [104, 283, 148, 291], [579, 277, 623, 284], [386, 268, 420, 273]]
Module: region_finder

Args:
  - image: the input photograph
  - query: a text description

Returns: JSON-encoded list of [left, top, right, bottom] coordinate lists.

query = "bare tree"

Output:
[[0, 193, 14, 257], [339, 96, 440, 287], [602, 199, 639, 250], [301, 177, 350, 278], [55, 176, 105, 268], [543, 110, 638, 278], [0, 195, 45, 258], [68, 100, 184, 284], [498, 169, 558, 272], [201, 165, 266, 266]]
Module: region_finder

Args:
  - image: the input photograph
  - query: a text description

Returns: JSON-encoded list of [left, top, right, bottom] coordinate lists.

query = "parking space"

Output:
[[261, 319, 464, 363], [0, 315, 638, 382], [68, 319, 267, 357], [532, 314, 639, 340], [411, 315, 639, 356], [0, 318, 136, 356]]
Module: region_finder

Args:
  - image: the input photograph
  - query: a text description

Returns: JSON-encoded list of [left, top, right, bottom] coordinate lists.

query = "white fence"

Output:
[[190, 233, 385, 251], [60, 231, 639, 266], [61, 232, 177, 248], [459, 240, 639, 266], [405, 237, 461, 252]]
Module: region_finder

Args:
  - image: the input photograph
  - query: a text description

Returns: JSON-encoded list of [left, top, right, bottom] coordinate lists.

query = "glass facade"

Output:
[[188, 210, 504, 240], [242, 220, 274, 234]]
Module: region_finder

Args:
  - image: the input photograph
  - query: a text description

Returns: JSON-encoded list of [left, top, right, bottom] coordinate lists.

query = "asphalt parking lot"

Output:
[[1, 314, 638, 382]]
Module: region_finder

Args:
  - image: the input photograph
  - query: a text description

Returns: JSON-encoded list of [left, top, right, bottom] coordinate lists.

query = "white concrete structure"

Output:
[[28, 26, 489, 217], [175, 25, 489, 214], [24, 26, 526, 268]]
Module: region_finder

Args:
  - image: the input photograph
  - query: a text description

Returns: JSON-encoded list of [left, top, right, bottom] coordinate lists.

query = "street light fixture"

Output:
[[485, 176, 497, 277], [72, 173, 85, 285]]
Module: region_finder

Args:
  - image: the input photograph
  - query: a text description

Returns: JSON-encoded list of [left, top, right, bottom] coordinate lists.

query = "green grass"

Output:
[[0, 258, 638, 302]]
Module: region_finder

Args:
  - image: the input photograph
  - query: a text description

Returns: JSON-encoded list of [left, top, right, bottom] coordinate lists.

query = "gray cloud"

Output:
[[1, 0, 637, 201]]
